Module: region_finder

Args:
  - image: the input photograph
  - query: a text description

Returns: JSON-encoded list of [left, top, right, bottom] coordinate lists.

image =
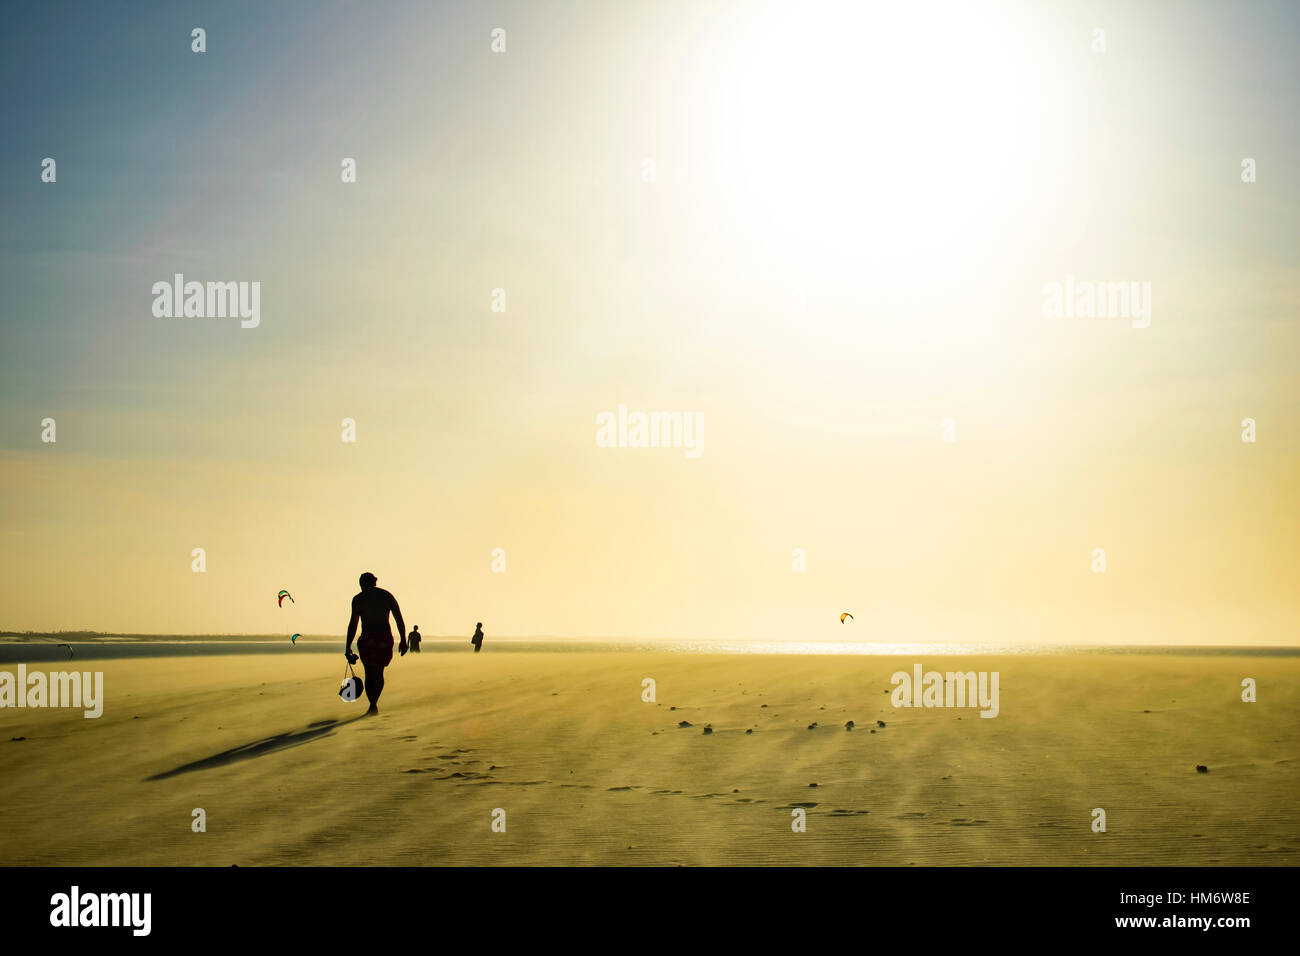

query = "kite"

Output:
[[290, 633, 300, 645], [277, 590, 294, 607], [58, 643, 74, 658], [840, 612, 854, 623]]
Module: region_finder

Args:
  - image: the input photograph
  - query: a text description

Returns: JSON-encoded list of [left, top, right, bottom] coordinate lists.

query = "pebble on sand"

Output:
[[807, 722, 818, 729], [678, 720, 692, 728], [745, 728, 754, 735], [1196, 765, 1209, 773], [809, 782, 818, 787], [876, 720, 886, 728], [845, 720, 854, 731], [703, 724, 713, 735]]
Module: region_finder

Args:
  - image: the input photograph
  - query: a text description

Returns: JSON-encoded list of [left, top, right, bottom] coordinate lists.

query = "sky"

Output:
[[1, 0, 1297, 643]]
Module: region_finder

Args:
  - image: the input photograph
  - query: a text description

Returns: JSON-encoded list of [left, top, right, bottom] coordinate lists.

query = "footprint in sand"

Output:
[[893, 812, 927, 819], [473, 779, 547, 786]]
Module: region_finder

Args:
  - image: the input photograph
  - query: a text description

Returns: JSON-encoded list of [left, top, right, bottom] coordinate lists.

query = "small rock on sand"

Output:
[[702, 725, 713, 735], [845, 720, 854, 730], [807, 722, 818, 729], [876, 720, 886, 728], [678, 720, 692, 728], [1196, 765, 1208, 773], [745, 728, 753, 735]]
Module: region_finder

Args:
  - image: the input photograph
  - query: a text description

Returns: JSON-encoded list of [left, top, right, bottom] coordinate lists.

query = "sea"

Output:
[[1, 637, 1297, 663]]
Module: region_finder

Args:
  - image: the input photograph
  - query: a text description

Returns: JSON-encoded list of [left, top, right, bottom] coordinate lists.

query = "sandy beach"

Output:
[[0, 650, 1296, 866]]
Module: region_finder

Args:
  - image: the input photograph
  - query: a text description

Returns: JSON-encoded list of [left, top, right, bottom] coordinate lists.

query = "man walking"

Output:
[[345, 571, 407, 715]]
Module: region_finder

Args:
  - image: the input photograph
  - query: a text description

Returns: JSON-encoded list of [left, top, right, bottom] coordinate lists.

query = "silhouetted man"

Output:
[[408, 625, 422, 653], [472, 622, 484, 653], [345, 571, 406, 715]]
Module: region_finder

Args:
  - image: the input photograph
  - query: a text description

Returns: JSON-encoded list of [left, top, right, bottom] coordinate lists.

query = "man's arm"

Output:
[[345, 600, 360, 661], [392, 595, 407, 655]]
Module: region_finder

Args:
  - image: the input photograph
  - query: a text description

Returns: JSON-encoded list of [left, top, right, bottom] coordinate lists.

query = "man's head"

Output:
[[359, 571, 378, 589], [476, 622, 482, 628], [412, 625, 419, 631]]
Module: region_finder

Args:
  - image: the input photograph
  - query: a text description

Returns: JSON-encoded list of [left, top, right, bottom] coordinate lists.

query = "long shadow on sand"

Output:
[[145, 717, 366, 781]]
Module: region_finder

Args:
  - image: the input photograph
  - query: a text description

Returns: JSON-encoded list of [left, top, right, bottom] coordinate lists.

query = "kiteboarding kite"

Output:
[[277, 590, 294, 607], [840, 612, 853, 623], [290, 633, 300, 645]]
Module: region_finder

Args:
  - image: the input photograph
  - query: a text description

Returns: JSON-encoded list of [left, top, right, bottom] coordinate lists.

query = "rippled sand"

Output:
[[1, 651, 1295, 865]]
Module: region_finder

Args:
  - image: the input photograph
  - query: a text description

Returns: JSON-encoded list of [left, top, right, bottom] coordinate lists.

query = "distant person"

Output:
[[345, 571, 407, 715], [472, 622, 484, 653], [408, 625, 422, 653]]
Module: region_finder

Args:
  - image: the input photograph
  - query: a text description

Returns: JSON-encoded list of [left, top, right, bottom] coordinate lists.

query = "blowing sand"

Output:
[[1, 651, 1295, 865]]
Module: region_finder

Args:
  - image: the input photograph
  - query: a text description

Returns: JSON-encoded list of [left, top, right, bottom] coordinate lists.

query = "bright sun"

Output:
[[709, 0, 1052, 278]]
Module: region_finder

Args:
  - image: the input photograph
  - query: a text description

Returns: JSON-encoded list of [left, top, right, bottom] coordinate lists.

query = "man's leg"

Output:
[[363, 662, 385, 712]]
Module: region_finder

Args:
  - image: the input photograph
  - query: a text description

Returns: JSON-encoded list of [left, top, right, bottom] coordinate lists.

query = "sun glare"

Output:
[[711, 1, 1051, 277]]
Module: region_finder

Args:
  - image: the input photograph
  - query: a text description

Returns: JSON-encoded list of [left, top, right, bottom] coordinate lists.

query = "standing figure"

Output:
[[408, 625, 422, 653], [344, 571, 407, 715], [471, 622, 484, 653]]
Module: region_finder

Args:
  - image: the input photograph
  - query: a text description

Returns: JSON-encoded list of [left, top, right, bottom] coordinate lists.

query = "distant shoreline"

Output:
[[1, 635, 1298, 665], [4, 631, 1300, 650]]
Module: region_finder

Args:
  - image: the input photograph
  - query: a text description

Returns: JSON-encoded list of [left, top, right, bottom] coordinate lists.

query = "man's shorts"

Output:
[[358, 633, 394, 668]]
